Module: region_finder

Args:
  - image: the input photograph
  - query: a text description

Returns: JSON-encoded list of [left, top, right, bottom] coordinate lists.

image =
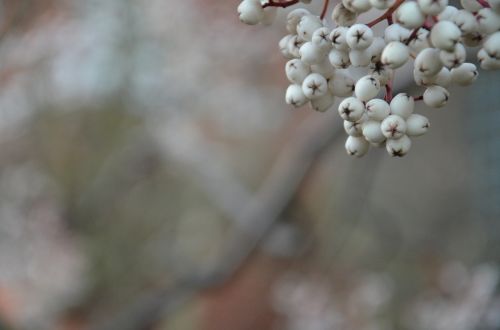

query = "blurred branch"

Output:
[[93, 109, 344, 330]]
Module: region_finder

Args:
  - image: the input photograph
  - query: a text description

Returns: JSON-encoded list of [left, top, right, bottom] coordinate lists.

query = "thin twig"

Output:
[[367, 0, 405, 27], [477, 0, 491, 7], [320, 0, 330, 20], [262, 0, 300, 8]]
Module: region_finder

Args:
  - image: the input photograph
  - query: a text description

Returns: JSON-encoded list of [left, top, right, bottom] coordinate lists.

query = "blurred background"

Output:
[[0, 0, 499, 329]]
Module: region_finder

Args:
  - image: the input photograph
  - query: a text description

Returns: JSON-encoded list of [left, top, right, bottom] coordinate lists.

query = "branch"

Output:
[[320, 0, 331, 20], [367, 0, 405, 27], [91, 110, 344, 330], [262, 0, 300, 8]]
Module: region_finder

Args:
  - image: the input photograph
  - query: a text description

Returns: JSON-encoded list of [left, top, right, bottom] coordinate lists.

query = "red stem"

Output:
[[384, 80, 393, 102], [405, 28, 420, 45], [414, 95, 423, 101], [477, 0, 491, 7], [262, 0, 300, 8], [320, 0, 330, 20], [367, 0, 405, 27]]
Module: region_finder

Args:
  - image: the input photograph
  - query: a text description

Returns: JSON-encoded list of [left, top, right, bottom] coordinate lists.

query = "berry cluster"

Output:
[[237, 0, 500, 157]]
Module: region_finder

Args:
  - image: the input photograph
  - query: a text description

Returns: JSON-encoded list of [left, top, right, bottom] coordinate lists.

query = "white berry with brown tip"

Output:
[[406, 114, 430, 136], [381, 115, 407, 139], [346, 24, 374, 50], [355, 75, 381, 101], [345, 136, 370, 157], [390, 93, 415, 119], [423, 85, 450, 108], [366, 98, 391, 121], [238, 0, 264, 25], [338, 97, 365, 121], [430, 21, 462, 51], [381, 41, 410, 69], [302, 73, 328, 99], [386, 135, 412, 157], [286, 84, 308, 107]]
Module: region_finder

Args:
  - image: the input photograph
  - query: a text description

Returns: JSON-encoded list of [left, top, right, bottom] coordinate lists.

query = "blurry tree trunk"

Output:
[[200, 253, 288, 330]]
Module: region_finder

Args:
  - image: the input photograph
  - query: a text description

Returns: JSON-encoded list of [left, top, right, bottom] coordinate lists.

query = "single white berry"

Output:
[[279, 35, 295, 59], [386, 135, 412, 157], [329, 49, 351, 69], [302, 73, 328, 99], [381, 115, 407, 139], [390, 93, 414, 119], [312, 27, 333, 52], [439, 43, 466, 68], [483, 32, 500, 59], [238, 0, 264, 25], [477, 2, 500, 31], [406, 114, 430, 136], [299, 42, 326, 65], [338, 97, 365, 121], [344, 120, 364, 137], [417, 0, 448, 16], [286, 84, 308, 107], [286, 8, 311, 33], [329, 71, 355, 96], [381, 41, 410, 69], [346, 24, 374, 50], [423, 85, 450, 108], [345, 136, 370, 157], [430, 21, 462, 51], [285, 59, 310, 84], [349, 49, 372, 67], [330, 27, 349, 51], [477, 48, 500, 70], [297, 15, 323, 41], [395, 2, 426, 29], [310, 93, 335, 112], [450, 62, 478, 85], [414, 48, 443, 76], [287, 35, 305, 58], [384, 24, 411, 43], [452, 10, 477, 34], [437, 6, 458, 21], [332, 3, 358, 27], [362, 120, 386, 143], [366, 98, 391, 121], [355, 75, 381, 101]]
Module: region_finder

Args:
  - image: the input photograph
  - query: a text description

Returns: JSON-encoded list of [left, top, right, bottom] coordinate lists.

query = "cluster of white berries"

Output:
[[237, 0, 500, 157]]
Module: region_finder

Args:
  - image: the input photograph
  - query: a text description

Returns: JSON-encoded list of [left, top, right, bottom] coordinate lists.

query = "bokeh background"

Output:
[[0, 0, 499, 329]]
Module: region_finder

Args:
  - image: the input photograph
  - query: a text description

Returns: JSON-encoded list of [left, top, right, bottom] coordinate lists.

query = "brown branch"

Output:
[[320, 0, 331, 20], [262, 0, 300, 8], [91, 110, 344, 330], [367, 0, 405, 27], [405, 28, 420, 45]]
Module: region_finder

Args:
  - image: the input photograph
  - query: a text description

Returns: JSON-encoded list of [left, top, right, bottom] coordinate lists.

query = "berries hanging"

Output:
[[237, 0, 500, 158]]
